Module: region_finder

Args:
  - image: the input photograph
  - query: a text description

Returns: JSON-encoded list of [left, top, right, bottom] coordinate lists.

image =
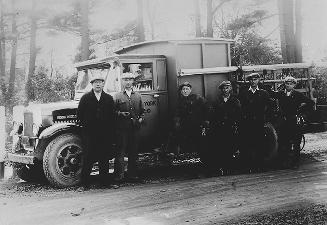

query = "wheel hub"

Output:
[[57, 145, 83, 176]]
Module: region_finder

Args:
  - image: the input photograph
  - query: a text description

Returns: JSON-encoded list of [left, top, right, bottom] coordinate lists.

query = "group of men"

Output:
[[174, 73, 314, 172], [77, 70, 314, 189], [77, 72, 144, 189]]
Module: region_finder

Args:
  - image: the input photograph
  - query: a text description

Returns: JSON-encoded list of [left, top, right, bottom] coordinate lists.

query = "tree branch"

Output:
[[212, 0, 232, 14]]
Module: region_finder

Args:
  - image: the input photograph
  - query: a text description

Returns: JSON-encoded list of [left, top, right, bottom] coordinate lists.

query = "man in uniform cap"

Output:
[[179, 81, 192, 89], [173, 81, 208, 153], [246, 72, 260, 80], [113, 72, 145, 183], [205, 80, 241, 172], [77, 73, 116, 189], [238, 72, 270, 171], [275, 76, 314, 167]]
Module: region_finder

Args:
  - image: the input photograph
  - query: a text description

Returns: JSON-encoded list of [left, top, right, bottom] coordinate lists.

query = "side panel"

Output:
[[176, 44, 203, 69], [203, 43, 228, 67]]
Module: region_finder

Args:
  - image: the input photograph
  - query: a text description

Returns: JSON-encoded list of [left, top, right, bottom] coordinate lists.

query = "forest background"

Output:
[[0, 0, 326, 111]]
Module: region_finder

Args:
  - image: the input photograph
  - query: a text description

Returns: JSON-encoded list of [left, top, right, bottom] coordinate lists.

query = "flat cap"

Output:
[[246, 72, 260, 80], [284, 76, 297, 84], [218, 80, 232, 89], [179, 81, 192, 90], [90, 73, 105, 83]]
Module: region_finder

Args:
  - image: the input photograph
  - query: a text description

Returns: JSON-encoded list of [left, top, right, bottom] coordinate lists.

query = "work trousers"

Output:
[[114, 128, 139, 180], [239, 120, 265, 169], [208, 124, 238, 169], [81, 133, 112, 185], [279, 117, 302, 163]]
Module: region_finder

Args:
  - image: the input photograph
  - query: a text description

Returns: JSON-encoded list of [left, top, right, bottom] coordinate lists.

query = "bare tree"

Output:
[[24, 0, 38, 103], [206, 0, 213, 37], [8, 0, 18, 103], [0, 0, 5, 78], [80, 0, 90, 61], [136, 0, 145, 42], [206, 0, 232, 37], [278, 0, 296, 63], [194, 0, 201, 37], [294, 0, 302, 63], [27, 0, 37, 82], [145, 0, 157, 40]]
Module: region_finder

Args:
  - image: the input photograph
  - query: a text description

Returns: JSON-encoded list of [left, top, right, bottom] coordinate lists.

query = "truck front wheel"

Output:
[[43, 133, 84, 188]]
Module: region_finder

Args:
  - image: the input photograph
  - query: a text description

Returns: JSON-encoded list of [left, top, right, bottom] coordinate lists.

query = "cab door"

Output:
[[121, 58, 168, 151]]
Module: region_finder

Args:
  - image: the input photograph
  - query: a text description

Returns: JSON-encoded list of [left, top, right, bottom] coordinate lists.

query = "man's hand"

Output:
[[120, 112, 130, 117], [203, 120, 210, 128], [138, 118, 144, 124]]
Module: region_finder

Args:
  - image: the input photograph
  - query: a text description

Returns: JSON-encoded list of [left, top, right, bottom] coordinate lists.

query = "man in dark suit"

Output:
[[238, 73, 270, 170], [174, 82, 208, 153], [208, 81, 241, 171], [114, 73, 145, 183], [77, 73, 116, 188], [276, 76, 314, 167]]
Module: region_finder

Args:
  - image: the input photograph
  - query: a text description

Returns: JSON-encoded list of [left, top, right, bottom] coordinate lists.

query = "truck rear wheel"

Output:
[[263, 122, 278, 162], [43, 133, 84, 188]]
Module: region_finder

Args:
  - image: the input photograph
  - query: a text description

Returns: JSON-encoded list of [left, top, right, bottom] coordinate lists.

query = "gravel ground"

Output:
[[1, 132, 327, 224], [220, 132, 327, 225], [222, 203, 327, 225]]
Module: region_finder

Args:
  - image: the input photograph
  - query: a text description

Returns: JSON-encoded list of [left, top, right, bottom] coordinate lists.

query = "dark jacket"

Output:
[[276, 90, 314, 118], [238, 88, 270, 123], [77, 90, 116, 137], [210, 95, 241, 128], [115, 90, 145, 130], [175, 93, 208, 130]]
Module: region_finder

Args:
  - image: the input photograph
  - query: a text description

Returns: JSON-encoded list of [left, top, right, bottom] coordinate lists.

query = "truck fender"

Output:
[[39, 123, 82, 140]]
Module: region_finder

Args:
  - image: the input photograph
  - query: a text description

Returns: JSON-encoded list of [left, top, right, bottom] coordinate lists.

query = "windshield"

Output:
[[74, 65, 123, 100], [75, 69, 110, 92]]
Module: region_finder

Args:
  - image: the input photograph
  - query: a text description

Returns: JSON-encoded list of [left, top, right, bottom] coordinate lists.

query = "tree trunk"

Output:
[[8, 0, 18, 105], [136, 0, 145, 42], [278, 0, 296, 63], [26, 0, 37, 103], [194, 0, 201, 37], [0, 0, 5, 78], [145, 0, 155, 40], [80, 0, 90, 61], [206, 0, 213, 37], [294, 0, 302, 63]]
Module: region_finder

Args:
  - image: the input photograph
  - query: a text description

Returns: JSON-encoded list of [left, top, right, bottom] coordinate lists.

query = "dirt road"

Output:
[[1, 133, 327, 225]]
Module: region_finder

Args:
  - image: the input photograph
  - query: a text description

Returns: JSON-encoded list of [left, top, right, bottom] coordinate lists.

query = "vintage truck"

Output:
[[6, 38, 319, 187]]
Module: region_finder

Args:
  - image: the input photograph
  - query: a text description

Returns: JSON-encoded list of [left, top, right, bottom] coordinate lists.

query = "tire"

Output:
[[43, 133, 84, 188], [14, 163, 46, 183], [262, 122, 278, 162]]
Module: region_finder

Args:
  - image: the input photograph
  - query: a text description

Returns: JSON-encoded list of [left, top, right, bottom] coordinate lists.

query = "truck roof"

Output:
[[114, 38, 235, 54], [74, 54, 166, 70], [180, 62, 314, 76], [241, 62, 313, 72], [180, 66, 238, 76]]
